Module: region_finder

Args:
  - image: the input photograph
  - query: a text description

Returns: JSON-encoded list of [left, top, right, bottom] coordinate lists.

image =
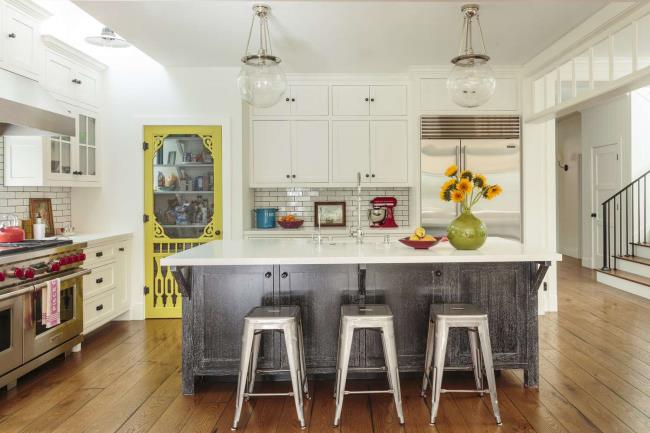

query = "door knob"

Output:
[[265, 272, 272, 279], [281, 272, 288, 279]]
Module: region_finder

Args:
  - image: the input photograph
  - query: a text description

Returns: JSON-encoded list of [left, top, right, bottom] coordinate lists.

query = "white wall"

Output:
[[71, 59, 244, 320], [555, 113, 582, 258], [631, 89, 650, 179], [580, 94, 630, 268]]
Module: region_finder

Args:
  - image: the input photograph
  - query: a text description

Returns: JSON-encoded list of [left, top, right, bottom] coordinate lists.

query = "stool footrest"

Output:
[[346, 366, 387, 372], [255, 368, 290, 374], [245, 392, 295, 398], [344, 389, 394, 395], [441, 388, 487, 394]]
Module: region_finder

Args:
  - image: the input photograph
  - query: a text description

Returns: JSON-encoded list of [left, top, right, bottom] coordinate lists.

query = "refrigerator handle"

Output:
[[461, 146, 467, 169]]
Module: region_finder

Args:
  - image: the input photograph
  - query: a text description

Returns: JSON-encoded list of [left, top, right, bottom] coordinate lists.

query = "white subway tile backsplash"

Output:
[[0, 137, 72, 229], [252, 187, 410, 228]]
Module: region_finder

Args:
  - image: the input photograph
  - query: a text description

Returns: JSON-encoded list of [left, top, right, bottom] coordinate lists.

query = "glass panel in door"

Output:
[[78, 114, 87, 144], [153, 134, 215, 239], [79, 146, 87, 175], [88, 147, 96, 176], [33, 285, 76, 336], [50, 138, 61, 174]]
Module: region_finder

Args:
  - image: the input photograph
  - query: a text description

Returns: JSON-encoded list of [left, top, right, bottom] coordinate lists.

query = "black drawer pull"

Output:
[[96, 277, 103, 284], [281, 272, 288, 279], [118, 247, 125, 252], [265, 272, 272, 279], [96, 304, 103, 311], [434, 270, 442, 277], [8, 33, 16, 38], [96, 251, 103, 258]]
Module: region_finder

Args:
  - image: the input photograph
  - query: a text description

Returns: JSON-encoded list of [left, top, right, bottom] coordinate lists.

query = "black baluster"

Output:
[[645, 176, 647, 244], [603, 201, 609, 270], [619, 195, 622, 261], [639, 182, 641, 246], [614, 197, 617, 269]]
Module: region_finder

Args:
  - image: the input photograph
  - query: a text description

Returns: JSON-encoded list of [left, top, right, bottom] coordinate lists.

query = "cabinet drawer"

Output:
[[84, 290, 115, 331], [84, 244, 117, 266], [84, 263, 116, 298]]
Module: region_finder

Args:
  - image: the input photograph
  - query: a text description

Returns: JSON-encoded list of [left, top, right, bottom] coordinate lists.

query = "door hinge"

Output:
[[617, 153, 619, 160], [143, 214, 149, 223], [543, 282, 548, 291], [143, 141, 149, 151], [144, 286, 150, 295]]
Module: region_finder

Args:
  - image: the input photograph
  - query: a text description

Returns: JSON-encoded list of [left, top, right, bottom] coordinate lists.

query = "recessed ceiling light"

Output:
[[85, 27, 130, 48]]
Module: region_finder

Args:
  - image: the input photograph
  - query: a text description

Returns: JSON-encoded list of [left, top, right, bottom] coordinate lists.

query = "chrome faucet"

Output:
[[350, 172, 364, 243]]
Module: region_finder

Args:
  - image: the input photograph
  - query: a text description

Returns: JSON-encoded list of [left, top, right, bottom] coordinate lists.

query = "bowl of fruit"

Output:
[[399, 227, 440, 249], [278, 214, 304, 229]]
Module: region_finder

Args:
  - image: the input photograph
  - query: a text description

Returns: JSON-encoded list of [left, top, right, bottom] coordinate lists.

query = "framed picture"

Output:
[[315, 202, 346, 227], [29, 198, 55, 237]]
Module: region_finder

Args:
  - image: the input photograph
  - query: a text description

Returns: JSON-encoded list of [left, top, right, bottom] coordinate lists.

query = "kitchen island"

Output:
[[161, 237, 560, 394]]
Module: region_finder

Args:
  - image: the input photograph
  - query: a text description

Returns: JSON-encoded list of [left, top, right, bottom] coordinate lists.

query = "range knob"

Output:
[[60, 256, 71, 265], [49, 262, 61, 272], [0, 271, 6, 282], [24, 268, 35, 279], [80, 253, 87, 261], [13, 268, 24, 279]]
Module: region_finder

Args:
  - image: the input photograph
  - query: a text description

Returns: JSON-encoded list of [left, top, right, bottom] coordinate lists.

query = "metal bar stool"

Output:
[[421, 304, 501, 425], [232, 306, 309, 430], [333, 304, 404, 426]]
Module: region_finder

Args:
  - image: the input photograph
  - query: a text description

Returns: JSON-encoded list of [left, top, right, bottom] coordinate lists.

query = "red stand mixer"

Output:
[[368, 197, 398, 228]]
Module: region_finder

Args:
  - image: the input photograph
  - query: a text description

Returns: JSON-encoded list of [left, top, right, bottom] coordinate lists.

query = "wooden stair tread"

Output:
[[614, 255, 650, 266], [597, 268, 650, 287], [631, 242, 650, 247]]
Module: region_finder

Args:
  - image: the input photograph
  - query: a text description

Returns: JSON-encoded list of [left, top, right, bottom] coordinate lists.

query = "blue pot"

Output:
[[254, 208, 278, 229]]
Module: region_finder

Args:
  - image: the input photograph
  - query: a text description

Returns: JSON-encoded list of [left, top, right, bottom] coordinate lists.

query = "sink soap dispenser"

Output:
[[33, 214, 46, 240]]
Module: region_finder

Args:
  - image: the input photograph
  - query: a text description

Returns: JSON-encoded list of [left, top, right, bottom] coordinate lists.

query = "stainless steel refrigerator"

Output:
[[420, 116, 521, 240]]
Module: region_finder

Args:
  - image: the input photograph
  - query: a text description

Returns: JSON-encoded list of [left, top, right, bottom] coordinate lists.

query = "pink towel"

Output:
[[41, 279, 61, 329]]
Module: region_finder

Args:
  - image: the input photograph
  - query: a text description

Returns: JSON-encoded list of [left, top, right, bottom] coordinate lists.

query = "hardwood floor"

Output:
[[2, 256, 650, 433]]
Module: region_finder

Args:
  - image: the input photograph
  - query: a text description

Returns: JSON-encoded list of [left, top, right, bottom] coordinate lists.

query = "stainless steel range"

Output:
[[0, 239, 90, 390]]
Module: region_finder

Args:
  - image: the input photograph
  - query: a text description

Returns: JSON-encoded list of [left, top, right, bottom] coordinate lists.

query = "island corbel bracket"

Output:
[[532, 261, 551, 292], [170, 266, 192, 298]]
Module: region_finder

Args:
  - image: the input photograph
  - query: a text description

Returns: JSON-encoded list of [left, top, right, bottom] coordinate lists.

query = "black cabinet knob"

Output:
[[365, 173, 370, 178], [286, 97, 290, 102], [265, 272, 272, 279], [286, 174, 290, 178], [371, 174, 376, 178], [96, 251, 103, 257], [96, 277, 103, 284], [434, 270, 442, 277], [590, 213, 597, 218], [8, 33, 16, 38], [96, 304, 104, 311], [364, 98, 369, 102], [292, 174, 296, 178], [291, 98, 295, 102], [370, 98, 375, 102], [281, 272, 288, 279]]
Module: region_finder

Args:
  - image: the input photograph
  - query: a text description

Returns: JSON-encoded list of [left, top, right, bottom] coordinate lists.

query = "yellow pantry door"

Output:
[[144, 125, 223, 318]]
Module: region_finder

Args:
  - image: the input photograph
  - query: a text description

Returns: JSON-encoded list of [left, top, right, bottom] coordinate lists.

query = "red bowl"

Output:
[[278, 219, 304, 229], [399, 237, 440, 249]]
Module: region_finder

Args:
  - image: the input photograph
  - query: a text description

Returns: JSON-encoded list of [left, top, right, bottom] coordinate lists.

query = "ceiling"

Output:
[[73, 1, 610, 72]]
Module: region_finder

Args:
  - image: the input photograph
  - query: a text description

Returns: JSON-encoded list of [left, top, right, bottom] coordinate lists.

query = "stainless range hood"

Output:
[[0, 68, 75, 136]]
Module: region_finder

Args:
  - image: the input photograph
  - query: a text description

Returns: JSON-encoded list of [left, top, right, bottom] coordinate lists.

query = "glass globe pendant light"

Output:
[[238, 4, 287, 108], [447, 4, 496, 108]]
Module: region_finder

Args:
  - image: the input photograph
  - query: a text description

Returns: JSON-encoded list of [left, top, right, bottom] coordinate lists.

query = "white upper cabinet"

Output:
[[332, 85, 407, 116], [253, 85, 329, 116], [332, 121, 371, 183], [291, 121, 329, 183], [251, 120, 329, 186], [42, 36, 106, 109], [0, 0, 49, 79], [370, 120, 408, 183]]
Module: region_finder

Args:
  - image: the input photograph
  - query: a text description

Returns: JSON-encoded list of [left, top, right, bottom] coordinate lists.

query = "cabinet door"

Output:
[[370, 120, 408, 183], [76, 111, 99, 182], [74, 66, 99, 107], [114, 241, 130, 312], [290, 85, 329, 115], [332, 85, 369, 116], [3, 4, 39, 78], [252, 95, 291, 116], [332, 121, 370, 183], [3, 136, 43, 186], [252, 120, 292, 184], [370, 85, 407, 115], [45, 52, 75, 99], [291, 121, 329, 183], [46, 135, 73, 181]]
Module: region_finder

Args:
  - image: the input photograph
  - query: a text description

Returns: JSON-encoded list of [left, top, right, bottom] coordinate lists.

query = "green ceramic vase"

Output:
[[447, 208, 487, 250]]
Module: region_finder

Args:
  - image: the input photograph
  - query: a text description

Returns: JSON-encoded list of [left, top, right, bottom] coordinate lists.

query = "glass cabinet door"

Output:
[[77, 113, 97, 178], [49, 135, 72, 178]]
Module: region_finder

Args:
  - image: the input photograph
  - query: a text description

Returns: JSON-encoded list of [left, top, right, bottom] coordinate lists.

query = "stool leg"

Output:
[[247, 332, 262, 395], [421, 317, 435, 397], [468, 328, 484, 393], [430, 319, 448, 425], [283, 323, 306, 429], [382, 321, 405, 425], [333, 321, 353, 427], [333, 316, 342, 399], [297, 318, 310, 398], [477, 321, 502, 425], [232, 324, 256, 431]]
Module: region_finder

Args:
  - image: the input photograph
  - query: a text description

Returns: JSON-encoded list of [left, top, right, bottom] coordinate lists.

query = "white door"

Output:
[[74, 66, 99, 107], [252, 121, 292, 185], [592, 143, 621, 268], [370, 120, 408, 183], [292, 121, 329, 183], [45, 52, 75, 99], [332, 85, 369, 116], [290, 85, 329, 116], [332, 121, 370, 183], [369, 85, 407, 116], [3, 4, 38, 77], [76, 111, 99, 182]]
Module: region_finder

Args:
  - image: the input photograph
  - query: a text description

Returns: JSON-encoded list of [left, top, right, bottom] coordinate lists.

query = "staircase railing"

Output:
[[602, 169, 650, 271]]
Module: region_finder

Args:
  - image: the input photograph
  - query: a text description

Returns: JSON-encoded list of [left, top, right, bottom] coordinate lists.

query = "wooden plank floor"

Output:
[[1, 256, 650, 433]]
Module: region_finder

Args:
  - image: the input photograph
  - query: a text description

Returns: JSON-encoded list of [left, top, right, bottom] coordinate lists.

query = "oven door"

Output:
[[0, 289, 26, 377], [23, 269, 90, 361]]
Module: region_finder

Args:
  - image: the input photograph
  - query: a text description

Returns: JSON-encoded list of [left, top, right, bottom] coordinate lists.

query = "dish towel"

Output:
[[41, 278, 61, 329]]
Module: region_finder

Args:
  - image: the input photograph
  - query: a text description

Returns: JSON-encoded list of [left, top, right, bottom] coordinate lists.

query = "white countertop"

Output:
[[245, 226, 415, 237], [161, 237, 561, 266], [48, 232, 133, 246]]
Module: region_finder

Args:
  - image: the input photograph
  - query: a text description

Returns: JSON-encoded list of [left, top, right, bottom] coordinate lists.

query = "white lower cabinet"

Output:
[[332, 120, 408, 184], [82, 235, 131, 334], [251, 120, 329, 186]]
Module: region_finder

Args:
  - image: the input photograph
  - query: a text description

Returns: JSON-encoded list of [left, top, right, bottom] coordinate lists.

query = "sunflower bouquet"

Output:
[[439, 164, 502, 212]]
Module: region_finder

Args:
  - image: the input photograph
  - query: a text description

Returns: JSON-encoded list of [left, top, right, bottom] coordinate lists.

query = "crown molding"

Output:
[[4, 0, 52, 21], [42, 35, 107, 72]]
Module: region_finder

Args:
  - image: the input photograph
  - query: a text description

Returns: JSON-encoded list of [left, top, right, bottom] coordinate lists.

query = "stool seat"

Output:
[[430, 303, 486, 318], [341, 304, 392, 318], [245, 306, 301, 321]]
